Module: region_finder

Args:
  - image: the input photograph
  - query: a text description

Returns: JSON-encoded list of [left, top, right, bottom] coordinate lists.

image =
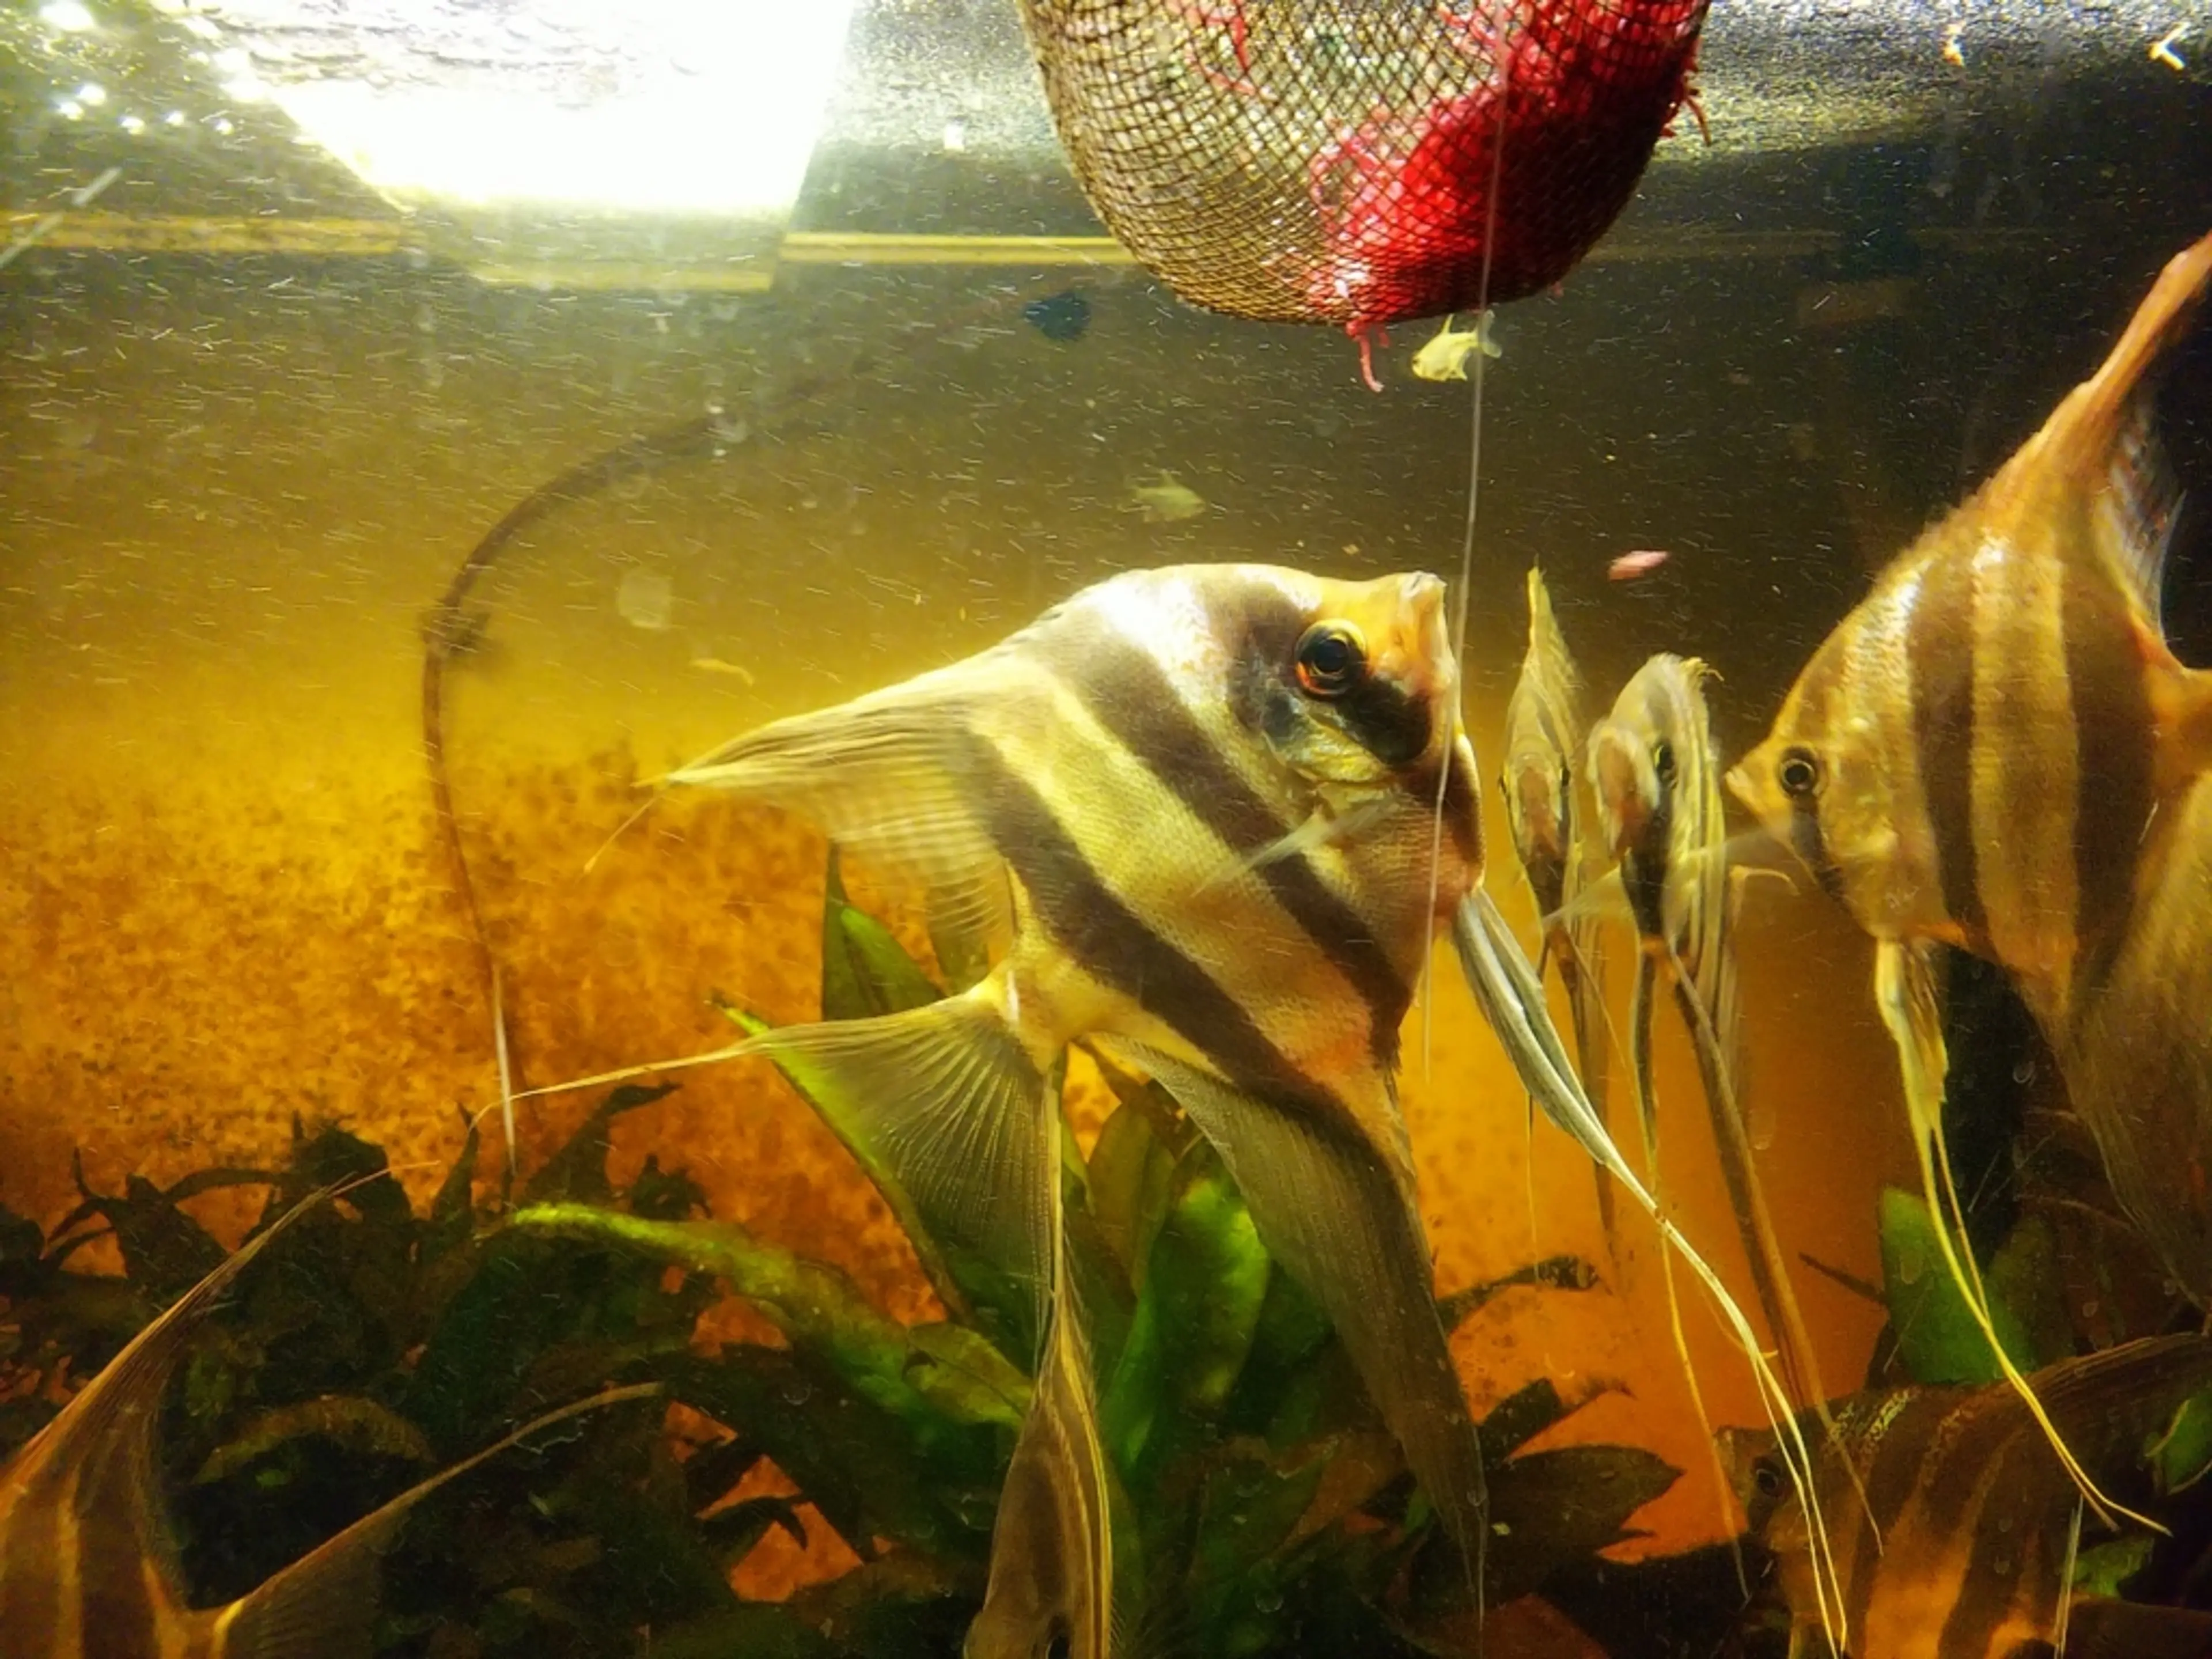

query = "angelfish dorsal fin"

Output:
[[204, 1384, 658, 1659], [2096, 387, 2184, 637]]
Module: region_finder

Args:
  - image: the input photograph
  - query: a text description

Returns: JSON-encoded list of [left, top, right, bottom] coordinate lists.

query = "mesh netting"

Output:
[[1020, 0, 1709, 347]]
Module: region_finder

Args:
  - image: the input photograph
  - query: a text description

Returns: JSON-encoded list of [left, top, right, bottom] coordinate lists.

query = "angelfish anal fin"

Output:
[[966, 1287, 1114, 1659], [1124, 1050, 1488, 1596]]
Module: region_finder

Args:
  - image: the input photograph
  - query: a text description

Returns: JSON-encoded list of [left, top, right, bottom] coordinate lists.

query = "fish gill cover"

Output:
[[0, 847, 1699, 1659]]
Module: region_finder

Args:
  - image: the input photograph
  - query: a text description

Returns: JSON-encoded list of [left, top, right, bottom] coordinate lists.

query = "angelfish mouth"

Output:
[[1726, 760, 1849, 902]]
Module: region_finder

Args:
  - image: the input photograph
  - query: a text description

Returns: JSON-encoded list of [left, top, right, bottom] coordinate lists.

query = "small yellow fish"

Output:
[[689, 656, 757, 683], [1719, 1334, 2212, 1659], [0, 1188, 653, 1659], [1126, 470, 1207, 522], [1410, 310, 1502, 383]]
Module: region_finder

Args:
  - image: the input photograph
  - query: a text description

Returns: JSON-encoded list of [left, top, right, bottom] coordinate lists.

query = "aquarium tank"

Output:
[[3, 2, 2211, 1656]]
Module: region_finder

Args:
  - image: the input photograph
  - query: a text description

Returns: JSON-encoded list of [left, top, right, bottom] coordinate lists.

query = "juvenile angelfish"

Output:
[[1498, 566, 1614, 1247], [637, 565, 1495, 1650], [1727, 229, 2212, 1308], [1585, 654, 1828, 1419], [1719, 1334, 2212, 1659], [0, 1188, 651, 1659]]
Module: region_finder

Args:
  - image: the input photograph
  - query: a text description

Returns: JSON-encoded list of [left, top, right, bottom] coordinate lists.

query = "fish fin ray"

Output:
[[2097, 388, 2183, 635], [2018, 1333, 2212, 1460], [1235, 796, 1390, 876], [1129, 1050, 1488, 1605], [661, 669, 1015, 946], [14, 1184, 339, 1606], [749, 991, 1055, 1343], [211, 1384, 658, 1659]]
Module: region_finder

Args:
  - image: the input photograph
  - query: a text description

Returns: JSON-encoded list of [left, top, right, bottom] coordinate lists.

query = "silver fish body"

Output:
[[1499, 567, 1613, 1246]]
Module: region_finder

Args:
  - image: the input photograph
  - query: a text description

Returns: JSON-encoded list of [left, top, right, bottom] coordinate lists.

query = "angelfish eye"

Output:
[[1752, 1459, 1786, 1499], [1778, 746, 1822, 800], [1294, 621, 1367, 698], [1651, 739, 1677, 789]]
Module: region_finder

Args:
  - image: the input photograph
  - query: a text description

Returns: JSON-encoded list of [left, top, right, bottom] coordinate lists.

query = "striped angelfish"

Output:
[[1728, 229, 2212, 1514], [1587, 655, 1829, 1420], [532, 562, 1832, 1654], [1718, 1334, 2212, 1659], [1498, 565, 1616, 1251], [0, 1187, 652, 1659], [624, 566, 1495, 1654]]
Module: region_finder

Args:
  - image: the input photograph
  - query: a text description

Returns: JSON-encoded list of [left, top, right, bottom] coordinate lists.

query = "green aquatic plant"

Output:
[[0, 847, 1690, 1656]]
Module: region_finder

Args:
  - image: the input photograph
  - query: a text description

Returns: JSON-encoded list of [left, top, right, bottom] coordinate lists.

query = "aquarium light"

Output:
[[253, 0, 859, 219]]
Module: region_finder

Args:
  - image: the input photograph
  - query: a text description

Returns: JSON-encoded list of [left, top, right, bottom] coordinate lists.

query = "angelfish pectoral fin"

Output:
[[1456, 888, 1640, 1196], [1126, 1051, 1488, 1602], [207, 1384, 660, 1659], [746, 987, 1059, 1355]]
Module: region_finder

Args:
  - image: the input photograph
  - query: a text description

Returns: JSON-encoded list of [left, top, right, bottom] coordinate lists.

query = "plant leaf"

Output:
[[1877, 1186, 2034, 1385], [2150, 1388, 2212, 1495], [1437, 1255, 1600, 1332], [1479, 1444, 1679, 1606], [521, 1084, 676, 1207], [822, 844, 943, 1022], [1101, 1136, 1271, 1478]]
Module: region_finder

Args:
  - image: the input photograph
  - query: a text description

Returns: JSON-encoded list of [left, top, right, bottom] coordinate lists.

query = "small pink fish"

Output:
[[1609, 549, 1670, 582]]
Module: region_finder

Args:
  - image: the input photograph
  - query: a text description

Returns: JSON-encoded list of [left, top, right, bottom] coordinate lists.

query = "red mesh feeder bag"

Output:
[[1018, 0, 1710, 383]]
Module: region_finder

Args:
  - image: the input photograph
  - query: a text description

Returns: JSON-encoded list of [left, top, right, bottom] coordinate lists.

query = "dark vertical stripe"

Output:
[[1032, 605, 1413, 1051], [1846, 1398, 1932, 1638], [2061, 567, 2156, 986], [1936, 1427, 2047, 1659], [959, 729, 1349, 1124], [1339, 675, 1433, 770], [1908, 560, 1987, 941]]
